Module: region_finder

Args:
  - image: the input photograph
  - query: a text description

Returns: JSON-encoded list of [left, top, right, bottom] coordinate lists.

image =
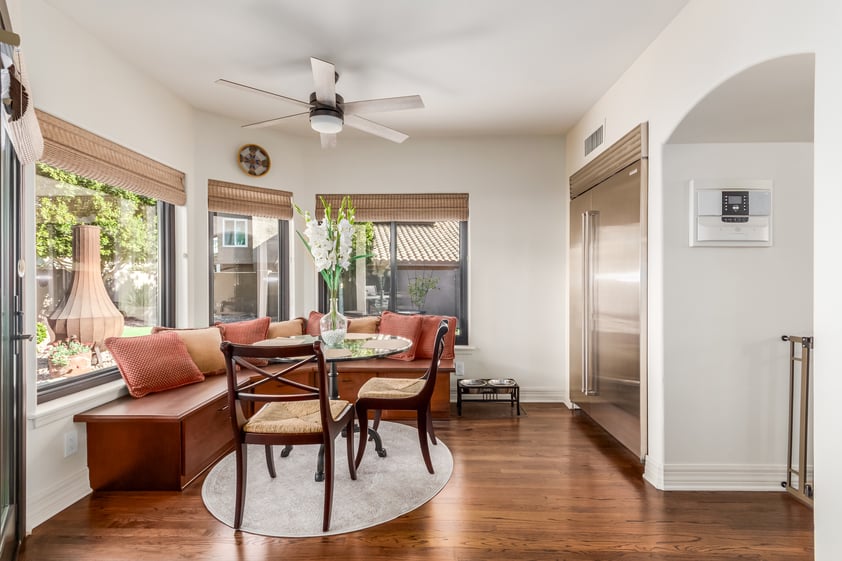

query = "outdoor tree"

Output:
[[35, 163, 158, 273]]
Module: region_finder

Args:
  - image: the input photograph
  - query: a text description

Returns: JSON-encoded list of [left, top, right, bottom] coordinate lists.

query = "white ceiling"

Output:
[[42, 0, 690, 142]]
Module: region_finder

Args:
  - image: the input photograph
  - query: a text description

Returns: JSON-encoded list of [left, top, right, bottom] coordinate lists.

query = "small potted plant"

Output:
[[46, 339, 93, 378], [408, 273, 439, 313]]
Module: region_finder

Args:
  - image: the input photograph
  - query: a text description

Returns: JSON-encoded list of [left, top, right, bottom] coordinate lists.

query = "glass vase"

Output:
[[320, 297, 347, 348]]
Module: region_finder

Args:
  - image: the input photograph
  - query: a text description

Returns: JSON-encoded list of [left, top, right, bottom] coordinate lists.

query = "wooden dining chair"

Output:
[[220, 340, 356, 532], [354, 319, 448, 474]]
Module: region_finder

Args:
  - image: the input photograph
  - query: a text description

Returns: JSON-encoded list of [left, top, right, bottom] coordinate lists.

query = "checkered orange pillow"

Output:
[[216, 316, 270, 344], [105, 332, 205, 398], [379, 311, 423, 361], [305, 311, 323, 336], [415, 315, 457, 360]]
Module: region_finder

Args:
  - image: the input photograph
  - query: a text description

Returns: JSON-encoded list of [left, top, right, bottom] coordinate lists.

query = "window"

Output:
[[34, 110, 184, 402], [34, 164, 174, 398], [207, 180, 292, 323], [222, 218, 248, 247], [315, 194, 469, 345], [210, 214, 288, 323]]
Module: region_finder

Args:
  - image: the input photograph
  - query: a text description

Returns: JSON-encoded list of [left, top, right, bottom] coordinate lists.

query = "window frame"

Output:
[[36, 200, 176, 404], [208, 211, 290, 324], [319, 220, 469, 345]]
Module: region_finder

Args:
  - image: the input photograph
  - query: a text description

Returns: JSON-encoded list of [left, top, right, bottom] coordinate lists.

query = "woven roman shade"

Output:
[[208, 179, 293, 220], [36, 109, 186, 205], [315, 193, 468, 222]]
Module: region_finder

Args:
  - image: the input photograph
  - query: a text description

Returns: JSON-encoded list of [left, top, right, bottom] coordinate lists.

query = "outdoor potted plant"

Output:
[[46, 339, 93, 378], [408, 273, 439, 313]]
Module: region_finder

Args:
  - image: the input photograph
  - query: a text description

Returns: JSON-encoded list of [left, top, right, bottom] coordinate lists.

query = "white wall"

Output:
[[292, 135, 568, 394], [20, 0, 196, 532], [565, 1, 817, 481], [567, 0, 842, 556], [188, 111, 309, 328], [662, 142, 812, 487], [189, 118, 570, 398], [812, 1, 842, 558]]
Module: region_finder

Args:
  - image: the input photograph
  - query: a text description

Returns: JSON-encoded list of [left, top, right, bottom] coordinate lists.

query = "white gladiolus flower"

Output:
[[294, 196, 364, 298]]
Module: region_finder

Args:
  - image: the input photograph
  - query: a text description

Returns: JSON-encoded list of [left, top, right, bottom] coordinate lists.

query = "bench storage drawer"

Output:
[[182, 395, 232, 482], [74, 375, 242, 491]]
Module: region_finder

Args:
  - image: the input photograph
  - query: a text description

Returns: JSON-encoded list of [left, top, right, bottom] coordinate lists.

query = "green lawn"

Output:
[[121, 325, 153, 337]]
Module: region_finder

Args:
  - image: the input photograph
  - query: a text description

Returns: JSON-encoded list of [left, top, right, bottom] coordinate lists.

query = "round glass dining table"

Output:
[[255, 332, 412, 399]]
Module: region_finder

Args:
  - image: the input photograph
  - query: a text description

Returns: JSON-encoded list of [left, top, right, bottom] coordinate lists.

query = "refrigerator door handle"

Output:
[[584, 210, 600, 396], [581, 211, 589, 395]]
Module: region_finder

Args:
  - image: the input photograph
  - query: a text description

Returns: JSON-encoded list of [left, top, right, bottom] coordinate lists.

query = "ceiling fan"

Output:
[[217, 57, 424, 148]]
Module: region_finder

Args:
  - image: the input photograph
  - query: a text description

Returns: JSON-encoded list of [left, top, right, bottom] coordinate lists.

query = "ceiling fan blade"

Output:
[[343, 95, 424, 115], [311, 57, 336, 107], [344, 114, 409, 143], [242, 111, 308, 129], [216, 78, 309, 108], [320, 133, 337, 149]]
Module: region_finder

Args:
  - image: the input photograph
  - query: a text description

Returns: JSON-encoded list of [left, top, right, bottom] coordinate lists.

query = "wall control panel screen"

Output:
[[690, 180, 772, 247], [721, 191, 749, 222]]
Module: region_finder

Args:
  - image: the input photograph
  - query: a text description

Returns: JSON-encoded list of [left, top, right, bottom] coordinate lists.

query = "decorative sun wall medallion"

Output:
[[237, 144, 270, 177]]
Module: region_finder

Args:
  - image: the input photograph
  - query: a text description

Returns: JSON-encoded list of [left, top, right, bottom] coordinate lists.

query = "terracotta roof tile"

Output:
[[371, 222, 460, 264]]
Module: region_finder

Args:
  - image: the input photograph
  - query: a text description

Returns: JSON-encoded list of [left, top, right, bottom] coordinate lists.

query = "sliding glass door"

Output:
[[0, 64, 23, 560]]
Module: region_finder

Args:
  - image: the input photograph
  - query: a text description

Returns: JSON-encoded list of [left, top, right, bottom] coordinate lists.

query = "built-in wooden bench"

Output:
[[73, 374, 249, 491], [74, 359, 452, 491]]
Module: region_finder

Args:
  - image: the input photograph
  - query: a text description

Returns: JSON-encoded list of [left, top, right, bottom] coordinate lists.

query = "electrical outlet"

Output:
[[455, 361, 465, 378], [63, 430, 78, 458]]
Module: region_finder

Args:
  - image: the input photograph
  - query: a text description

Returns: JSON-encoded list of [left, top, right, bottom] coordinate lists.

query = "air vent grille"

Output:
[[584, 125, 604, 157]]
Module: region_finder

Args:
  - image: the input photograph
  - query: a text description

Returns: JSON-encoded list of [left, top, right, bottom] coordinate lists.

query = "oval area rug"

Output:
[[202, 421, 453, 537]]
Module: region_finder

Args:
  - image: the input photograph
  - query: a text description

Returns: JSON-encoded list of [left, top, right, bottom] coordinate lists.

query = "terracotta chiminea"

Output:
[[48, 225, 124, 348]]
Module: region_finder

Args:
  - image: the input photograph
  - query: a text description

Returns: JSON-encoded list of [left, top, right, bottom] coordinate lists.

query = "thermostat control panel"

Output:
[[690, 180, 772, 247]]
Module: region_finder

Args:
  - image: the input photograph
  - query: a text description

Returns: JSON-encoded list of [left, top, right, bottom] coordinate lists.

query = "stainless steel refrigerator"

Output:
[[569, 125, 647, 460]]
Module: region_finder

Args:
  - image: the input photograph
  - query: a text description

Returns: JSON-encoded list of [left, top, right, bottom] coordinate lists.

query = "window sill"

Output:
[[455, 345, 476, 356], [29, 379, 128, 429]]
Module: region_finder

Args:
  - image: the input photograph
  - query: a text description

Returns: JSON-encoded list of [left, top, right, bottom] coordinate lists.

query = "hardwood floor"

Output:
[[19, 403, 813, 561]]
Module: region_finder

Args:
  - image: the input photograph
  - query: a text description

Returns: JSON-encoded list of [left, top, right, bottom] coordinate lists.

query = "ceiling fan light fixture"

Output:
[[310, 111, 343, 134]]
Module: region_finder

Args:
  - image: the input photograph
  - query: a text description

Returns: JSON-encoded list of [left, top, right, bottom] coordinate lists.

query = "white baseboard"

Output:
[[659, 462, 787, 491], [643, 455, 665, 489], [26, 466, 92, 534]]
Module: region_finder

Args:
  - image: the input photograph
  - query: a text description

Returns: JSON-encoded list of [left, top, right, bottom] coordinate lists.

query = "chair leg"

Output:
[[426, 404, 437, 445], [345, 414, 357, 481], [417, 409, 435, 474], [354, 405, 368, 469], [234, 442, 248, 529], [264, 444, 276, 478], [372, 409, 382, 432], [322, 438, 335, 532]]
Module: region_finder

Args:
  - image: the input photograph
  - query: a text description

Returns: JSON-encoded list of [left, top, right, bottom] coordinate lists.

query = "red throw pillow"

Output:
[[105, 332, 205, 398], [306, 311, 323, 336], [415, 315, 457, 361], [216, 316, 271, 344], [379, 311, 423, 361]]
